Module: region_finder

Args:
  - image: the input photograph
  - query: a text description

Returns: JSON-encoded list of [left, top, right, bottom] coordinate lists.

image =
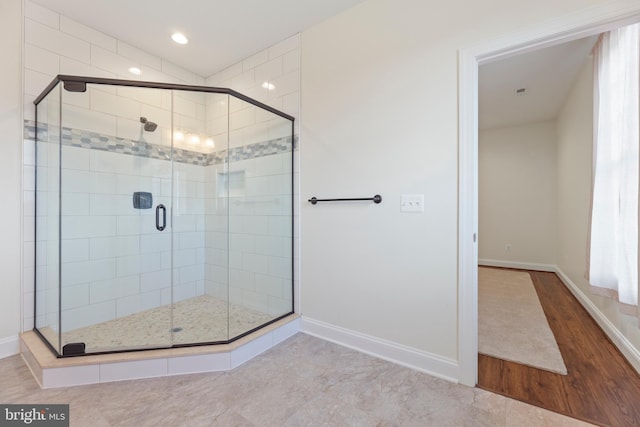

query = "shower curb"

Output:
[[20, 314, 300, 388]]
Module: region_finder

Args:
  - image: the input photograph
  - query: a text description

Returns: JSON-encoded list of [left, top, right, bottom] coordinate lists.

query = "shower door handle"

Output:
[[156, 204, 166, 231]]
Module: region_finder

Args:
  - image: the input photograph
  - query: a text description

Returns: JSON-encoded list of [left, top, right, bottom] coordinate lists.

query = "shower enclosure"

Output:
[[33, 75, 294, 356]]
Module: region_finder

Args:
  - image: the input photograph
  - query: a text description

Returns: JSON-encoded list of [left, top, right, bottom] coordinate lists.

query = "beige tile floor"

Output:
[[1, 333, 593, 426]]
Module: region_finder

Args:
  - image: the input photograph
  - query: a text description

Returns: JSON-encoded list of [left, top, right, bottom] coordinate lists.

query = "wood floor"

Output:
[[478, 270, 640, 427]]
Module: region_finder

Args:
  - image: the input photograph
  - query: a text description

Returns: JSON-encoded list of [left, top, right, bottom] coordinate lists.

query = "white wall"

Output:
[[300, 0, 610, 378], [556, 60, 640, 354], [0, 0, 23, 358], [479, 121, 558, 267]]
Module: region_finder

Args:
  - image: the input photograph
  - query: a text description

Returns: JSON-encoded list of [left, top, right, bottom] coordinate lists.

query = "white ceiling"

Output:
[[31, 0, 366, 77], [479, 35, 599, 130]]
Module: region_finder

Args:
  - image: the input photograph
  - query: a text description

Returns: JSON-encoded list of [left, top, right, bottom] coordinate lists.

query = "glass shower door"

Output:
[[57, 83, 174, 353], [171, 90, 229, 345]]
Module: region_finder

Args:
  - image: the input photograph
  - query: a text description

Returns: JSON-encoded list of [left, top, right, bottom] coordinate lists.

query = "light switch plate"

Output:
[[401, 194, 424, 212]]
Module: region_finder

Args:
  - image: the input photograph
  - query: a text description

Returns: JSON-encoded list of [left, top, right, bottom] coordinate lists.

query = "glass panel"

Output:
[[172, 90, 230, 345], [227, 96, 294, 339], [35, 83, 62, 354], [57, 83, 172, 354]]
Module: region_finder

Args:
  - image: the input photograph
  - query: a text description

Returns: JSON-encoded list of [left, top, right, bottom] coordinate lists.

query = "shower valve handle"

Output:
[[156, 204, 166, 231]]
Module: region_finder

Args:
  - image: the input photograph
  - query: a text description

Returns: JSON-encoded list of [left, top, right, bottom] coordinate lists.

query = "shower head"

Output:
[[139, 117, 158, 132]]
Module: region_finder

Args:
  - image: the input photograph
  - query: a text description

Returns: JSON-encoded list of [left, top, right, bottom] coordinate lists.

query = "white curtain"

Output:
[[589, 23, 640, 314]]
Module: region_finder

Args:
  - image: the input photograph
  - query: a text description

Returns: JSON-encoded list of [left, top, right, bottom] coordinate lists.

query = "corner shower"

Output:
[[33, 75, 294, 356]]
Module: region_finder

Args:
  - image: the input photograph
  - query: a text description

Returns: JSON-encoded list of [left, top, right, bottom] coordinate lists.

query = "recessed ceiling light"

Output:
[[174, 131, 184, 141], [128, 67, 142, 76], [205, 138, 215, 147], [171, 32, 189, 45], [261, 81, 275, 90]]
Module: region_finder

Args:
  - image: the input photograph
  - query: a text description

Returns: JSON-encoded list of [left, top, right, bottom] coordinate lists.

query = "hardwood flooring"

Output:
[[478, 270, 640, 427]]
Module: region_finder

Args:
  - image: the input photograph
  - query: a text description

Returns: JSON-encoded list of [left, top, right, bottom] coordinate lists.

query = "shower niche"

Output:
[[34, 75, 294, 356]]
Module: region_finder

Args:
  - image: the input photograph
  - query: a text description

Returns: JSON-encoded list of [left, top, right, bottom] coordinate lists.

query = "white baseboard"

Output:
[[555, 267, 640, 375], [301, 317, 459, 383], [478, 259, 556, 272], [0, 335, 20, 359]]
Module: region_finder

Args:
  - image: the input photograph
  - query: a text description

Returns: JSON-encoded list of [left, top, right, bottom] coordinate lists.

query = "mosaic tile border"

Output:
[[24, 120, 294, 166]]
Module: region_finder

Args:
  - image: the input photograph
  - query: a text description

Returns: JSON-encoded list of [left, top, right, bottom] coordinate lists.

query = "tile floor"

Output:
[[39, 295, 275, 353], [1, 333, 593, 426]]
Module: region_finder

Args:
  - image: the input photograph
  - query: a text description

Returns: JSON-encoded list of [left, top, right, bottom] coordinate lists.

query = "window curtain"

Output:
[[588, 23, 640, 316]]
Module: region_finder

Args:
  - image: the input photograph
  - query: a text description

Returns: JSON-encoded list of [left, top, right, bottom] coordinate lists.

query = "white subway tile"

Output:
[[116, 215, 141, 236], [140, 233, 171, 254], [117, 41, 161, 70], [24, 267, 36, 294], [25, 2, 59, 29], [61, 146, 91, 171], [60, 16, 116, 52], [243, 50, 269, 71], [61, 216, 117, 239], [268, 295, 293, 316], [269, 34, 299, 59], [99, 359, 167, 383], [230, 269, 254, 290], [229, 108, 256, 131], [90, 235, 139, 259], [61, 300, 115, 331], [239, 289, 268, 313], [179, 264, 204, 284], [161, 60, 202, 84], [63, 104, 117, 136], [242, 253, 268, 274], [61, 283, 90, 310], [253, 154, 283, 176], [115, 291, 162, 318], [167, 353, 230, 375], [25, 18, 90, 63], [231, 70, 255, 91], [62, 258, 116, 286], [282, 92, 299, 118], [283, 49, 300, 74], [269, 70, 299, 99], [60, 57, 116, 79], [91, 45, 139, 77], [25, 43, 60, 76], [178, 231, 204, 249], [254, 58, 283, 84], [44, 365, 100, 388], [24, 69, 55, 98], [91, 87, 141, 120], [90, 275, 140, 303], [61, 192, 89, 215], [140, 270, 171, 293], [268, 256, 292, 279], [23, 165, 36, 191], [254, 236, 283, 256], [173, 282, 197, 302], [213, 62, 243, 83], [61, 239, 90, 263], [230, 331, 272, 368], [255, 274, 284, 298]]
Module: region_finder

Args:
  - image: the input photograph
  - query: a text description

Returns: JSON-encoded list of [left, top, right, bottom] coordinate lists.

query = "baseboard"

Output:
[[300, 317, 459, 382], [478, 259, 556, 272], [0, 335, 20, 359], [555, 267, 640, 375]]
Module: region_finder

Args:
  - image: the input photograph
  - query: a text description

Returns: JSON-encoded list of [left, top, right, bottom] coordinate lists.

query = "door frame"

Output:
[[457, 0, 640, 387]]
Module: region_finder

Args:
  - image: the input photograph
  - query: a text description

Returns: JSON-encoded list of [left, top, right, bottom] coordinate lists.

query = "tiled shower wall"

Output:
[[205, 35, 299, 317], [23, 0, 300, 334]]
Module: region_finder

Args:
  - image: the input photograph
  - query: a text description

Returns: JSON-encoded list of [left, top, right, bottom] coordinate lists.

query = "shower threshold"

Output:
[[20, 314, 299, 388]]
